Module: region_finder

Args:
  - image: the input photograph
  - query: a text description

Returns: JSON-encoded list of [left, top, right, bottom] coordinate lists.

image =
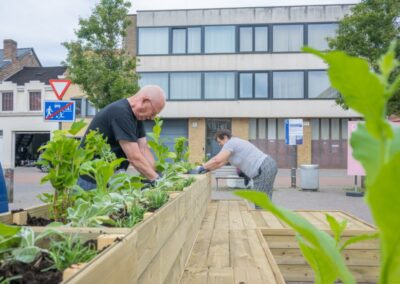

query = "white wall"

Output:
[[0, 81, 59, 168], [159, 100, 361, 119], [137, 5, 353, 26]]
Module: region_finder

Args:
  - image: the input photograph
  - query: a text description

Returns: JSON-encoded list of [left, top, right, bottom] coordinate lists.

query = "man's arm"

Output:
[[137, 137, 156, 169], [119, 140, 158, 180], [203, 150, 231, 171]]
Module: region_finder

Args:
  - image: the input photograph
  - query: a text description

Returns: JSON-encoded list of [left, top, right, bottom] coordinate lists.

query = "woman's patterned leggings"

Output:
[[252, 155, 278, 200]]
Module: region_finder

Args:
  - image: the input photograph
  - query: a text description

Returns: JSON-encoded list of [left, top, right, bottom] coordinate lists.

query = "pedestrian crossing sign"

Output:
[[44, 100, 75, 122]]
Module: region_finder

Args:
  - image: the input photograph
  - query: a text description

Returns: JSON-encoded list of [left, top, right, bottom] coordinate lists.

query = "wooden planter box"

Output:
[[256, 210, 379, 283], [64, 174, 211, 284], [0, 176, 201, 238]]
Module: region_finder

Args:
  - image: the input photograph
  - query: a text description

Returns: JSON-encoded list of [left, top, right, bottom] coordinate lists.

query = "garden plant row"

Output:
[[0, 118, 211, 284]]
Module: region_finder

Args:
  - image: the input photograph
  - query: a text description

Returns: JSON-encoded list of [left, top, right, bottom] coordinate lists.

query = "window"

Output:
[[72, 98, 82, 117], [29, 92, 41, 111], [204, 72, 235, 99], [86, 101, 96, 117], [139, 73, 169, 98], [172, 28, 186, 54], [1, 92, 13, 111], [273, 25, 303, 52], [239, 73, 253, 98], [255, 73, 268, 98], [273, 72, 304, 98], [204, 26, 235, 53], [255, 26, 268, 52], [170, 73, 201, 100], [138, 28, 169, 55], [308, 23, 338, 51], [239, 27, 253, 52], [308, 71, 337, 98], [188, 27, 201, 53]]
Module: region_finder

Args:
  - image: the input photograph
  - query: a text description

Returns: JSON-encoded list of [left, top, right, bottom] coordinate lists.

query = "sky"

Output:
[[0, 0, 359, 66]]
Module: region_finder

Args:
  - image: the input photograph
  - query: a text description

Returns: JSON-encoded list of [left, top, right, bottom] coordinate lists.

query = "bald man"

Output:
[[78, 85, 166, 190]]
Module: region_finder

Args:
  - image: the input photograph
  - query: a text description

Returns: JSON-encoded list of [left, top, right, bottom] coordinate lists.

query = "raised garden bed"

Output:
[[64, 173, 211, 283]]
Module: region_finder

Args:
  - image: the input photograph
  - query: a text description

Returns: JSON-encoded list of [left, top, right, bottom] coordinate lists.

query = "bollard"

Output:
[[4, 168, 14, 203], [291, 168, 296, 188]]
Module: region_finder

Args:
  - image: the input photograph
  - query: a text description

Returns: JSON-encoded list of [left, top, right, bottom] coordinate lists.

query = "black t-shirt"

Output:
[[81, 98, 146, 170]]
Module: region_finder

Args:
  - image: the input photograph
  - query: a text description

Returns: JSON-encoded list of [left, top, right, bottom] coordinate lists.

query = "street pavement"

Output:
[[7, 167, 372, 224]]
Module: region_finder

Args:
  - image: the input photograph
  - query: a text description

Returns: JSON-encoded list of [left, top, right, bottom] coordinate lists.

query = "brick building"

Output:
[[0, 39, 41, 81]]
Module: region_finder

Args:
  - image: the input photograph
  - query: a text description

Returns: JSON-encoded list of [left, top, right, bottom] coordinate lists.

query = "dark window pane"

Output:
[[188, 28, 201, 53], [2, 92, 13, 111]]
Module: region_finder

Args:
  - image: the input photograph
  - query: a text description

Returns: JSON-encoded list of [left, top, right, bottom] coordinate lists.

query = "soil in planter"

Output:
[[26, 214, 53, 226], [0, 252, 62, 284]]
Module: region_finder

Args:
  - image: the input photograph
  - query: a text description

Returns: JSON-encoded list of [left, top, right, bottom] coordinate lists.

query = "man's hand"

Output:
[[142, 176, 162, 188], [188, 165, 208, 174]]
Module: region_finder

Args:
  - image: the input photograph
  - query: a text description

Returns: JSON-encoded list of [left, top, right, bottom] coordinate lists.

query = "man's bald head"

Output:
[[128, 85, 166, 120]]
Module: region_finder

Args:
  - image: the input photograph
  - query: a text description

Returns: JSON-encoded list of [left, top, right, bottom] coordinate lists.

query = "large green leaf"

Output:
[[235, 190, 355, 283], [12, 246, 41, 264], [366, 153, 400, 283], [68, 119, 87, 135], [0, 223, 21, 250]]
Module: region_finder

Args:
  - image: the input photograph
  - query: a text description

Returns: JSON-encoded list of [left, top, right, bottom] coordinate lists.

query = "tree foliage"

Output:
[[63, 0, 139, 109], [329, 0, 400, 115]]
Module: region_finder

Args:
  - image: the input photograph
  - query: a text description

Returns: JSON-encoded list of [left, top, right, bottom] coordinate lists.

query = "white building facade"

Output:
[[0, 67, 65, 168], [129, 4, 360, 168]]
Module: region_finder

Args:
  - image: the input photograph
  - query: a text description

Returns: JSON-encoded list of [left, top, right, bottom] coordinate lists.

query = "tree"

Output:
[[63, 0, 139, 109], [329, 0, 400, 115]]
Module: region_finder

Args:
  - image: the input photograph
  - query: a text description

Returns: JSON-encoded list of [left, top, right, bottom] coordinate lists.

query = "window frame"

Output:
[[29, 91, 42, 111], [1, 92, 14, 111]]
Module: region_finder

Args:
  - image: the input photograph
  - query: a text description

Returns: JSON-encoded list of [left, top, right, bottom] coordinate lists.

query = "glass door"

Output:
[[205, 118, 231, 159]]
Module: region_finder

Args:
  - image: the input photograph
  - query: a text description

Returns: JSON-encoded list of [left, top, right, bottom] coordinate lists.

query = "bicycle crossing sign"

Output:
[[44, 101, 75, 122]]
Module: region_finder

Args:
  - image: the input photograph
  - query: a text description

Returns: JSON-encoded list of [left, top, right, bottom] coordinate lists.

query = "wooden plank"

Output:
[[179, 268, 208, 284], [67, 230, 138, 284], [240, 210, 257, 229], [214, 201, 229, 230], [228, 201, 244, 230], [208, 267, 234, 284], [278, 264, 379, 282], [297, 211, 328, 230], [271, 248, 379, 266], [230, 229, 253, 268], [255, 229, 286, 284], [186, 202, 218, 268], [233, 266, 266, 284], [337, 211, 375, 231], [251, 211, 268, 227], [246, 230, 280, 283], [0, 211, 12, 223], [207, 229, 230, 268], [260, 211, 285, 229]]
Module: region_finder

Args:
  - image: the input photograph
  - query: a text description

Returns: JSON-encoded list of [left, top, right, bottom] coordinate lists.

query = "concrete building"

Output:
[[0, 66, 67, 168], [124, 4, 361, 169], [0, 39, 41, 81]]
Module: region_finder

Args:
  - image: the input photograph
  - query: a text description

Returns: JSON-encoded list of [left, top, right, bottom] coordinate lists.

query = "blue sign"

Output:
[[285, 119, 303, 145], [44, 101, 75, 122], [0, 162, 9, 213]]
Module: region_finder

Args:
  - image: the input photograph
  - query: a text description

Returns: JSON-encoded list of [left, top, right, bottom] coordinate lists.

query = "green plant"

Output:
[[83, 130, 117, 162], [236, 43, 400, 283], [48, 235, 97, 271], [305, 42, 400, 283], [37, 120, 88, 221], [78, 158, 125, 193], [0, 223, 21, 256], [144, 189, 169, 211], [173, 137, 189, 163], [147, 117, 176, 172]]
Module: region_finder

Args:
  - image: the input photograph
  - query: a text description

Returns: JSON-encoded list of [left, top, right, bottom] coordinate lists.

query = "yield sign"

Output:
[[49, 79, 71, 100]]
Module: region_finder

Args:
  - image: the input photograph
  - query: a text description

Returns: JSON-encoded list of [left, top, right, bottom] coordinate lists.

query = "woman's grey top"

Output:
[[222, 137, 267, 178]]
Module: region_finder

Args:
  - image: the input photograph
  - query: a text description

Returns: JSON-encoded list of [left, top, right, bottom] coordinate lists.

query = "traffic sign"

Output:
[[49, 79, 71, 100], [285, 119, 303, 145], [44, 101, 75, 122]]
